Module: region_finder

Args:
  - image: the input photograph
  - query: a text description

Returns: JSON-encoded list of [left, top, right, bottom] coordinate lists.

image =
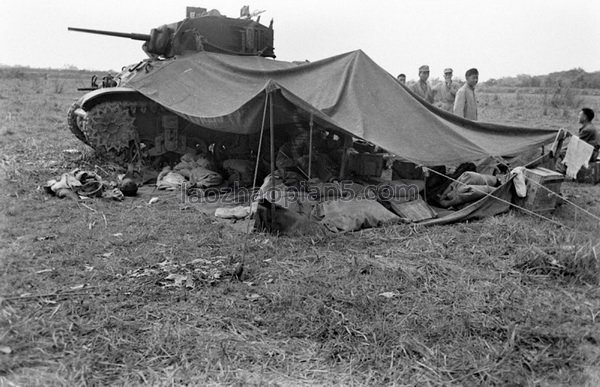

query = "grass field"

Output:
[[1, 68, 600, 386]]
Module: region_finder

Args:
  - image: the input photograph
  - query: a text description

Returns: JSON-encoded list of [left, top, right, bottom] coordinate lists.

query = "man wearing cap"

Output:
[[454, 68, 479, 120], [411, 65, 434, 104], [397, 73, 406, 85], [434, 68, 459, 112]]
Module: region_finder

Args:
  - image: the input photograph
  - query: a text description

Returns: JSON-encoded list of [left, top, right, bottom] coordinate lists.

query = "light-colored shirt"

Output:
[[411, 81, 434, 104], [434, 81, 458, 111], [453, 84, 477, 120]]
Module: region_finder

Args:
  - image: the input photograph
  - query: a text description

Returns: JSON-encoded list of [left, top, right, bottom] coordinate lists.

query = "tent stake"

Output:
[[339, 134, 353, 179]]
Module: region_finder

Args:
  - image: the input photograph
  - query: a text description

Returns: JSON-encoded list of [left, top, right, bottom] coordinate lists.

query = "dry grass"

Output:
[[478, 90, 600, 131], [1, 70, 600, 386]]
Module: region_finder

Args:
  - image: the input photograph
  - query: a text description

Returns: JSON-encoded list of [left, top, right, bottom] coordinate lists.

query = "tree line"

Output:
[[484, 68, 600, 89]]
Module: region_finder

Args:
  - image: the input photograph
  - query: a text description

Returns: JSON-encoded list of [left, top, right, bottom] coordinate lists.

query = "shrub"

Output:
[[549, 87, 584, 109], [515, 89, 523, 101], [53, 80, 65, 94], [0, 67, 27, 79]]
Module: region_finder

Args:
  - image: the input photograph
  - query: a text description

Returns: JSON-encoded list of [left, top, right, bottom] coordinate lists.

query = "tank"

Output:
[[67, 7, 274, 164]]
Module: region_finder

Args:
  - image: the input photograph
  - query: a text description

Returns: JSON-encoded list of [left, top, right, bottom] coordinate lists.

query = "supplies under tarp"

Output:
[[252, 172, 516, 234], [254, 198, 399, 235], [420, 180, 515, 226], [44, 169, 125, 201], [438, 172, 500, 209], [222, 159, 255, 187], [313, 199, 399, 233], [156, 168, 187, 190], [215, 205, 252, 220], [156, 153, 223, 190]]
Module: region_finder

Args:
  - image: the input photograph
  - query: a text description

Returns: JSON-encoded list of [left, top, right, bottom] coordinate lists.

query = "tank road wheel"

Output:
[[67, 101, 89, 145], [83, 102, 139, 162]]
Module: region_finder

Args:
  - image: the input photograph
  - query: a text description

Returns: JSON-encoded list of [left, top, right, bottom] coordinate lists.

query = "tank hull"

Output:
[[68, 87, 256, 164]]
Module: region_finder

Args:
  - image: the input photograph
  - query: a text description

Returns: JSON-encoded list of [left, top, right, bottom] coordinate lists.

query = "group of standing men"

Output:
[[399, 66, 600, 167], [397, 66, 479, 121]]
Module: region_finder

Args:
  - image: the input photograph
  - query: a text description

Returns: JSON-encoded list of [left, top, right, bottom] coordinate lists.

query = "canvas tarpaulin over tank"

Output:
[[124, 50, 558, 166]]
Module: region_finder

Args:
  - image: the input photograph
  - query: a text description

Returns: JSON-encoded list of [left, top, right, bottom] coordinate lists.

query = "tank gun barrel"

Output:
[[68, 27, 150, 41]]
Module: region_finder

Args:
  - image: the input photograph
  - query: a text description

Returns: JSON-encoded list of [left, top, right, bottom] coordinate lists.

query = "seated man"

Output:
[[578, 107, 599, 161], [276, 130, 308, 185], [276, 129, 336, 185], [555, 107, 599, 174]]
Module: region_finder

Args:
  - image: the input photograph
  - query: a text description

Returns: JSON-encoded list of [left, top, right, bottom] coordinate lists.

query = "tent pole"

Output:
[[239, 85, 271, 278], [269, 91, 276, 232], [339, 134, 352, 179], [308, 113, 313, 179]]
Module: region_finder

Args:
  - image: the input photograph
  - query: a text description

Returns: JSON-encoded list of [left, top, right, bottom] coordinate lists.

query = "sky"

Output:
[[1, 0, 599, 81]]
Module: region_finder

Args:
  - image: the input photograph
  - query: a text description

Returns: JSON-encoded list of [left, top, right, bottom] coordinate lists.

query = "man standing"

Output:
[[434, 68, 458, 112], [411, 65, 434, 103], [397, 73, 406, 85], [454, 68, 479, 120]]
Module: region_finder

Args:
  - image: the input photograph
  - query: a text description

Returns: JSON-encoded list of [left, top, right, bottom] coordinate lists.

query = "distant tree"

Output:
[[572, 73, 586, 88], [484, 78, 497, 87], [590, 74, 600, 89], [543, 76, 556, 88], [489, 68, 600, 90], [530, 76, 542, 87]]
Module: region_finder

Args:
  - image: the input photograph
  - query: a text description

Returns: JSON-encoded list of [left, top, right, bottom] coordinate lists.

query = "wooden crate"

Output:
[[347, 153, 384, 177], [391, 161, 425, 180], [389, 197, 437, 222], [518, 167, 564, 214]]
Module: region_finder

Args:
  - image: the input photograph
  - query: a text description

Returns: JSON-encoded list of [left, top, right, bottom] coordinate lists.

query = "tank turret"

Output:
[[68, 13, 274, 59]]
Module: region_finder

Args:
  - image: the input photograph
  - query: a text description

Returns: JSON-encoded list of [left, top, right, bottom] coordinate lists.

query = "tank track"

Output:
[[66, 101, 88, 145], [68, 100, 155, 163]]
